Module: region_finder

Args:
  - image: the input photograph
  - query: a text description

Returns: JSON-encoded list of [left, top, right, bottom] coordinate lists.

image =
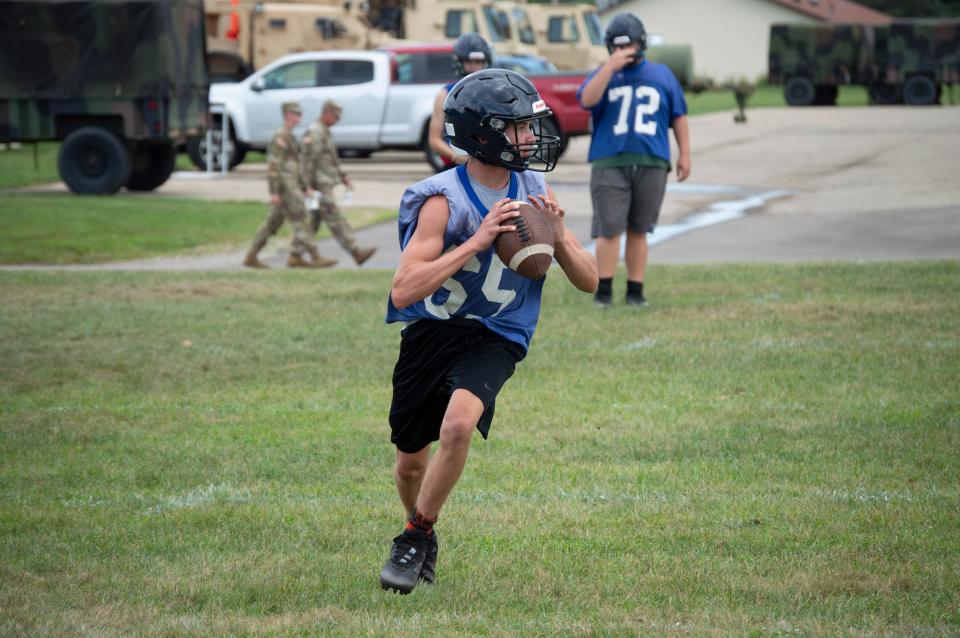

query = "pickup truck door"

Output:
[[244, 59, 323, 147], [312, 54, 389, 150]]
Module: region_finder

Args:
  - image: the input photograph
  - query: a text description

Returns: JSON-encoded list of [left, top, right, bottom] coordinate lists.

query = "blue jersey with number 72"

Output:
[[385, 165, 548, 351], [577, 59, 687, 164]]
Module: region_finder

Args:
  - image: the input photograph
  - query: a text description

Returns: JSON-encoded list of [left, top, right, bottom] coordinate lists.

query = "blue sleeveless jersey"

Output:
[[576, 60, 687, 163], [385, 165, 549, 351]]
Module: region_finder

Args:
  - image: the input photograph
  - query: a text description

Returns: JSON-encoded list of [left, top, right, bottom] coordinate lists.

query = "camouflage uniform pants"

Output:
[[309, 187, 357, 254], [250, 192, 316, 257]]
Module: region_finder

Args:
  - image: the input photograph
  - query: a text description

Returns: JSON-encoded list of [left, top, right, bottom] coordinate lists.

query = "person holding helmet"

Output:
[[379, 69, 598, 594], [426, 33, 493, 170], [577, 12, 691, 308]]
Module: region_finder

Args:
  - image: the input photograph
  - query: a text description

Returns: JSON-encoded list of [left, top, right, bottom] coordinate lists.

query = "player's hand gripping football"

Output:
[[471, 198, 519, 251], [527, 194, 565, 241]]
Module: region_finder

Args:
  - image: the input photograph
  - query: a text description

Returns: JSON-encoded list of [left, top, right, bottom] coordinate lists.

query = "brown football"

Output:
[[494, 202, 556, 279]]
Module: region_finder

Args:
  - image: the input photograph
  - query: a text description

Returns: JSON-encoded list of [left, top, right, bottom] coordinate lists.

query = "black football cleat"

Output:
[[379, 528, 430, 594], [594, 289, 613, 308], [625, 291, 648, 307], [419, 531, 439, 585]]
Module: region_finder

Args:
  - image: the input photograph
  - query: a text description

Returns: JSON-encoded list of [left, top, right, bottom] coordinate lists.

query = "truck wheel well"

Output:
[[209, 114, 245, 150], [56, 115, 124, 141]]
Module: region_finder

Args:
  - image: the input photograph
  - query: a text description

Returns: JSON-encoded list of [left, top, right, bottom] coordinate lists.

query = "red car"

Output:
[[378, 42, 590, 171]]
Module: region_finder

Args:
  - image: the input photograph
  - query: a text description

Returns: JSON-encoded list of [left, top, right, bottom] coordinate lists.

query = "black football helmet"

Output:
[[604, 12, 647, 60], [452, 32, 493, 78], [443, 69, 561, 172]]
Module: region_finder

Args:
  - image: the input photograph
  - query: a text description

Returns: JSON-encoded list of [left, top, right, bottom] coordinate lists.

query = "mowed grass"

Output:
[[1, 262, 958, 636], [0, 142, 61, 189], [0, 193, 396, 264], [174, 150, 267, 172], [686, 84, 870, 114]]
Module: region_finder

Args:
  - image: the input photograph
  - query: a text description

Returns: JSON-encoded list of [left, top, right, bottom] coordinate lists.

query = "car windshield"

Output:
[[444, 9, 477, 38], [548, 15, 579, 43], [511, 8, 536, 45], [483, 6, 509, 42], [583, 11, 603, 46]]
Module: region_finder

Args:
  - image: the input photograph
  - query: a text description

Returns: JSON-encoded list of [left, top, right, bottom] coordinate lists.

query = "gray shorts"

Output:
[[590, 165, 668, 238]]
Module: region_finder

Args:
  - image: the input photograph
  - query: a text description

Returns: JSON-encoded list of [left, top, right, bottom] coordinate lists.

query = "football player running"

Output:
[[577, 12, 691, 308], [380, 69, 598, 594]]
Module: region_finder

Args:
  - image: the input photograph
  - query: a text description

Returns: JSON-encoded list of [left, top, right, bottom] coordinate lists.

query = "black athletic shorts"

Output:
[[389, 318, 526, 454]]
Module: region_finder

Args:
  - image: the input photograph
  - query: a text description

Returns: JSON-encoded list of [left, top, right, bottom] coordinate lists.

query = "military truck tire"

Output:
[[784, 77, 816, 106], [58, 127, 131, 195], [869, 83, 901, 105], [186, 128, 244, 171], [903, 75, 938, 106], [126, 143, 177, 191]]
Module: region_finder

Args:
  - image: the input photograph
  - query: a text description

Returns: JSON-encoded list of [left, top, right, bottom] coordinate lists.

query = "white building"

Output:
[[598, 0, 891, 84]]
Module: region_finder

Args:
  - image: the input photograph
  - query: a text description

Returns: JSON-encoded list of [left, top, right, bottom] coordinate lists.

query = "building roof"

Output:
[[598, 0, 893, 24], [766, 0, 892, 24]]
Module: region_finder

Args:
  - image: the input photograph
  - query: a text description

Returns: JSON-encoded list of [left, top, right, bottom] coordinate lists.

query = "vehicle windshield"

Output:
[[547, 15, 579, 43], [483, 6, 509, 42], [511, 8, 536, 45], [583, 11, 603, 46], [444, 9, 478, 38]]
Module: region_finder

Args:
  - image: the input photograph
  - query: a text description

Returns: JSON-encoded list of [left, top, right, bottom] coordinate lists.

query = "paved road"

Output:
[[8, 106, 959, 270]]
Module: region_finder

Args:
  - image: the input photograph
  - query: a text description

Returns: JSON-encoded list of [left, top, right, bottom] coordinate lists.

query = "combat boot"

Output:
[[306, 245, 338, 268], [287, 253, 313, 268], [352, 246, 376, 266], [311, 255, 338, 268], [243, 251, 269, 269]]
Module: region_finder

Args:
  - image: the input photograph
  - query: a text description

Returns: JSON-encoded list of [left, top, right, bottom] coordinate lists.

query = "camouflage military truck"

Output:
[[768, 23, 873, 106], [769, 20, 960, 107], [0, 0, 208, 194], [873, 20, 960, 105]]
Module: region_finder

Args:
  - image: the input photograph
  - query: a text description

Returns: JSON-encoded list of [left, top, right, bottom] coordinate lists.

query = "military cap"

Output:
[[282, 101, 303, 115], [322, 99, 343, 116]]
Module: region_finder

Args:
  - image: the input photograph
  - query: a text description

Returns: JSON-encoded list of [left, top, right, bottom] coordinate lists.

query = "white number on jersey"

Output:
[[608, 85, 660, 137], [424, 252, 517, 319]]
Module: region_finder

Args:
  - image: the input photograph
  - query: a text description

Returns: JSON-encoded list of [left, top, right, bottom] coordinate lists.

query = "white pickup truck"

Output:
[[189, 42, 591, 172], [189, 47, 444, 170]]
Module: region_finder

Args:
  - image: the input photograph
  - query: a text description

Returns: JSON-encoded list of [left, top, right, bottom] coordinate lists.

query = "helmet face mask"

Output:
[[476, 113, 558, 172], [444, 70, 561, 172]]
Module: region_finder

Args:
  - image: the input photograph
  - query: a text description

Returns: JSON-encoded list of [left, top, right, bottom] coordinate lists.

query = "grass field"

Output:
[[685, 84, 869, 113], [0, 142, 61, 190], [2, 262, 958, 636], [0, 194, 396, 265]]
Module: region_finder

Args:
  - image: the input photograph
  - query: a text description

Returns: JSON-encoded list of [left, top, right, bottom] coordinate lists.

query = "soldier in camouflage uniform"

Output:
[[300, 100, 376, 265], [244, 102, 337, 269]]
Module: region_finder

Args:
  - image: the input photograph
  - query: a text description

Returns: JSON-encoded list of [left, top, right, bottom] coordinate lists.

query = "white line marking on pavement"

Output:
[[585, 189, 793, 255]]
